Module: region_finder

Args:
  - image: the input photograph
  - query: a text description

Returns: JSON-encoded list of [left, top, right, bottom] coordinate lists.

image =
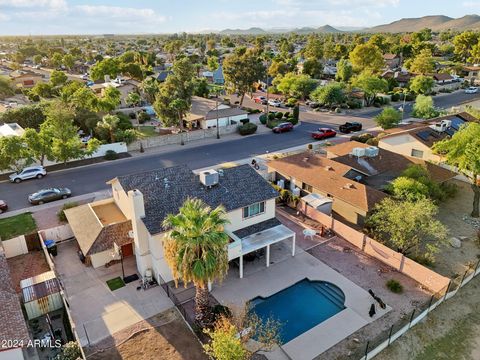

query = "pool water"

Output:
[[250, 278, 346, 344]]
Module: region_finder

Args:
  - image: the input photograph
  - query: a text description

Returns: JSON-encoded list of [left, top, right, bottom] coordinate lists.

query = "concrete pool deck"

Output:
[[212, 243, 391, 360]]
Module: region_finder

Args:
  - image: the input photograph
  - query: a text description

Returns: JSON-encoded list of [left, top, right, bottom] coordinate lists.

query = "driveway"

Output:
[[53, 240, 173, 346]]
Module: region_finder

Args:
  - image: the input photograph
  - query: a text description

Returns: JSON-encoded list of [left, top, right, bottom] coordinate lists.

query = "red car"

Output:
[[311, 128, 337, 140], [272, 122, 294, 133], [0, 200, 7, 214], [253, 96, 267, 104]]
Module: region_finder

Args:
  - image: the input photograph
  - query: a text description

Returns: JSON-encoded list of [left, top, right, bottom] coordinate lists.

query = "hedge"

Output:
[[238, 122, 258, 136]]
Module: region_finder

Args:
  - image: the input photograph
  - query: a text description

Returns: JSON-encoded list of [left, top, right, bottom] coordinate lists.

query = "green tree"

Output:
[[29, 82, 54, 99], [469, 40, 480, 64], [140, 77, 159, 104], [352, 72, 388, 107], [57, 341, 82, 360], [23, 128, 53, 166], [433, 122, 480, 217], [389, 177, 430, 202], [0, 136, 32, 172], [274, 72, 317, 100], [203, 316, 247, 360], [302, 58, 323, 79], [349, 43, 384, 74], [0, 76, 14, 100], [310, 82, 345, 107], [62, 54, 75, 70], [96, 114, 120, 143], [408, 49, 435, 75], [125, 92, 141, 107], [90, 58, 119, 81], [50, 52, 63, 69], [409, 75, 435, 95], [96, 87, 121, 113], [223, 48, 265, 105], [374, 107, 402, 129], [366, 197, 447, 258], [33, 54, 43, 65], [335, 58, 353, 83], [193, 78, 210, 98], [162, 198, 229, 323], [453, 31, 479, 62], [50, 70, 68, 87], [207, 56, 219, 72], [303, 35, 323, 59], [0, 104, 46, 129], [411, 95, 439, 119], [119, 62, 144, 80]]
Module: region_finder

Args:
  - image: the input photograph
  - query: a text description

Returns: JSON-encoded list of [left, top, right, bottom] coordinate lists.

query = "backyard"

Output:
[[0, 212, 37, 240]]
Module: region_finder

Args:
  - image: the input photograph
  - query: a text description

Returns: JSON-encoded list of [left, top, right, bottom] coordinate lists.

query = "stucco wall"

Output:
[[1, 235, 28, 258], [0, 347, 24, 360], [90, 249, 114, 268], [378, 134, 442, 162], [224, 199, 276, 232], [112, 181, 131, 218]]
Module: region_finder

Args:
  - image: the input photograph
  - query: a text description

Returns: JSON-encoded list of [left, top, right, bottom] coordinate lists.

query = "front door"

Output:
[[121, 243, 133, 257]]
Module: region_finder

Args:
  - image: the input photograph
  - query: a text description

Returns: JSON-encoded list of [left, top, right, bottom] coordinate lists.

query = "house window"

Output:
[[411, 149, 424, 158], [242, 202, 265, 219], [302, 183, 313, 193]]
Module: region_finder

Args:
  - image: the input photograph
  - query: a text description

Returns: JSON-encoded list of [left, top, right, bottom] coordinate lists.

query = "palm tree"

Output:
[[96, 114, 119, 143], [162, 198, 230, 324]]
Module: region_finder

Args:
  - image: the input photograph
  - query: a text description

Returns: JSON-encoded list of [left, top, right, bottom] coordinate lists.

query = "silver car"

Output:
[[9, 166, 47, 183]]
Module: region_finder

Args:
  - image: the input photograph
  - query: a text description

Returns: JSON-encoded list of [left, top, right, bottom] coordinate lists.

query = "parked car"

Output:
[[465, 87, 479, 94], [28, 188, 71, 205], [268, 99, 283, 107], [339, 122, 362, 134], [253, 96, 267, 104], [81, 73, 89, 80], [9, 166, 47, 183], [311, 128, 337, 140], [0, 200, 7, 214], [272, 122, 294, 133]]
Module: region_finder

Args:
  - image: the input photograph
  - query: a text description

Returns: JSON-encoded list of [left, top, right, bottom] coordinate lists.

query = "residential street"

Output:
[[0, 90, 478, 212]]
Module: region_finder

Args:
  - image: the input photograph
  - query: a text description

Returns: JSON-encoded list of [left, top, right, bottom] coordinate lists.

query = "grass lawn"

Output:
[[106, 277, 125, 291], [0, 213, 37, 240], [139, 126, 157, 137]]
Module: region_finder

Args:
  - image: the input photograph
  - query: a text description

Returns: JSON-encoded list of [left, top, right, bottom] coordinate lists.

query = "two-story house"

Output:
[[65, 164, 295, 282]]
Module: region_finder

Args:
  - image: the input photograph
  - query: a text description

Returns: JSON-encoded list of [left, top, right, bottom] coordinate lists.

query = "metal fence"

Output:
[[356, 258, 480, 360]]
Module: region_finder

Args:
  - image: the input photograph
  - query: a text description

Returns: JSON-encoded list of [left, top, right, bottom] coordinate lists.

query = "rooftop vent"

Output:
[[429, 120, 452, 133], [325, 166, 334, 171], [302, 157, 309, 162], [365, 146, 379, 157], [344, 183, 355, 189], [200, 169, 219, 188], [351, 147, 366, 157]]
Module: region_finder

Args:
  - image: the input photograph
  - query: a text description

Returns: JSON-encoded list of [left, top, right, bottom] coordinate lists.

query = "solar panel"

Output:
[[416, 130, 431, 141], [445, 128, 456, 136], [450, 117, 465, 130]]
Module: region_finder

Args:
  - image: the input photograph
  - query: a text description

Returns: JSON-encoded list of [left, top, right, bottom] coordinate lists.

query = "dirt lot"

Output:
[[85, 308, 206, 360], [433, 180, 480, 278], [376, 275, 480, 360], [7, 250, 50, 293]]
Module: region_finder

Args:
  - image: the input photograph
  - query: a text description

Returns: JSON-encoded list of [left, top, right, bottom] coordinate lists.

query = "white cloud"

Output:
[[75, 5, 165, 22], [0, 0, 67, 10], [462, 1, 480, 9]]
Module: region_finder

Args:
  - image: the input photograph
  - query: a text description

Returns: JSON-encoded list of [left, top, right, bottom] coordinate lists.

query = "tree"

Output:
[[96, 114, 120, 143], [411, 95, 439, 119], [223, 49, 265, 105], [310, 82, 345, 108], [96, 86, 121, 113], [352, 72, 388, 107], [453, 31, 479, 62], [374, 107, 402, 129], [207, 56, 219, 72], [62, 54, 74, 70], [469, 40, 480, 64], [0, 136, 32, 172], [203, 316, 247, 360], [303, 35, 323, 59], [349, 43, 384, 74], [366, 197, 447, 258], [408, 49, 435, 75], [193, 78, 209, 98], [126, 92, 141, 107], [0, 104, 46, 130], [162, 198, 229, 323], [335, 58, 353, 83], [274, 72, 317, 100], [389, 177, 430, 202], [50, 52, 63, 69], [50, 70, 68, 87], [90, 58, 120, 81], [302, 58, 323, 79], [433, 122, 480, 217], [140, 77, 159, 104], [119, 62, 144, 80], [29, 82, 54, 99], [409, 75, 434, 95], [33, 54, 43, 65], [57, 341, 82, 360], [23, 128, 53, 166], [0, 76, 14, 100]]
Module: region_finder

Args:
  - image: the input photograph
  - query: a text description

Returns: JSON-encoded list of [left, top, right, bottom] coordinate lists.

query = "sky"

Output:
[[0, 0, 479, 35]]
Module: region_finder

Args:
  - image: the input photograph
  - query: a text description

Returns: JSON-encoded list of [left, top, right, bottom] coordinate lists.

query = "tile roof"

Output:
[[268, 152, 386, 212], [433, 73, 454, 81], [115, 164, 279, 235], [205, 107, 248, 120], [0, 249, 30, 346], [233, 218, 282, 239], [65, 205, 132, 256], [328, 141, 455, 183]]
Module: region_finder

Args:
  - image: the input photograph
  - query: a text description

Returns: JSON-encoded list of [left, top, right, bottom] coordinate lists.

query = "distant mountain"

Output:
[[219, 27, 266, 35], [367, 15, 480, 33]]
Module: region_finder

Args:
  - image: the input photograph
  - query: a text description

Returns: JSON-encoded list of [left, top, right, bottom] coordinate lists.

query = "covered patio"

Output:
[[227, 218, 296, 278]]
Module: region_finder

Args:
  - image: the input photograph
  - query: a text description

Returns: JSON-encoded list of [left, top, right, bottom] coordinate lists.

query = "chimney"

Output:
[[128, 189, 148, 256]]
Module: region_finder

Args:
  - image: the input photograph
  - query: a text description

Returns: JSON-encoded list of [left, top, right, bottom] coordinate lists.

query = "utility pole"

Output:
[[216, 89, 220, 139]]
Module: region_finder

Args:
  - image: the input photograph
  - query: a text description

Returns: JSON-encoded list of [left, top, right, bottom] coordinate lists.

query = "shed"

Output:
[[301, 193, 333, 215], [20, 271, 63, 320]]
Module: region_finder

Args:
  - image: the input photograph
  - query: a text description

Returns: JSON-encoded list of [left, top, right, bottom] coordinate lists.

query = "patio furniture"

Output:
[[303, 228, 317, 240]]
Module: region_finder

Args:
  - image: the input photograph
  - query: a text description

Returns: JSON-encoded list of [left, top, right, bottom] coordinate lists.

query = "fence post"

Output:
[[408, 309, 416, 328], [475, 258, 480, 275], [459, 268, 470, 288], [364, 341, 370, 360], [427, 294, 434, 312], [387, 324, 394, 346], [443, 280, 451, 301]]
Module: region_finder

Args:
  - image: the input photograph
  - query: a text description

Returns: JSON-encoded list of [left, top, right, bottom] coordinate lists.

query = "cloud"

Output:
[[75, 5, 165, 22], [462, 1, 480, 9], [0, 0, 67, 10]]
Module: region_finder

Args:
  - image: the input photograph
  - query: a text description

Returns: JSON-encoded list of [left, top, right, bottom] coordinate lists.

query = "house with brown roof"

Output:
[[268, 152, 387, 226], [383, 53, 400, 69], [381, 70, 415, 87], [462, 65, 480, 85], [378, 112, 477, 162], [9, 70, 44, 88]]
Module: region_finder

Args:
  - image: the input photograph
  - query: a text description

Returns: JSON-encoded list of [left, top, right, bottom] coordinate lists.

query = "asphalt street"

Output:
[[0, 90, 478, 212]]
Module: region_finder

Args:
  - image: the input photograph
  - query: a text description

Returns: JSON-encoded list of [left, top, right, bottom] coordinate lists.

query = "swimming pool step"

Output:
[[312, 283, 345, 308]]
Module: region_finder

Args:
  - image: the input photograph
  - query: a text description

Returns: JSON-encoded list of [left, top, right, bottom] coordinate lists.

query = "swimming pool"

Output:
[[250, 278, 346, 344]]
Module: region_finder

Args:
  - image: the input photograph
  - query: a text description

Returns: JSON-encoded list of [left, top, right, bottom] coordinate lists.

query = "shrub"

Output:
[[259, 114, 267, 124], [386, 279, 403, 293], [238, 122, 257, 136], [347, 99, 363, 109], [267, 120, 283, 129], [350, 133, 374, 143], [288, 116, 299, 126], [268, 112, 276, 121], [275, 112, 283, 119], [285, 98, 297, 107], [391, 93, 401, 102], [239, 118, 249, 125], [137, 111, 150, 124], [104, 150, 118, 160], [57, 202, 79, 223]]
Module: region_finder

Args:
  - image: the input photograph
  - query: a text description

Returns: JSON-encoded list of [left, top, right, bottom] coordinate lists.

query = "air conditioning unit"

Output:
[[365, 146, 379, 157], [200, 169, 219, 187], [351, 147, 366, 157]]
